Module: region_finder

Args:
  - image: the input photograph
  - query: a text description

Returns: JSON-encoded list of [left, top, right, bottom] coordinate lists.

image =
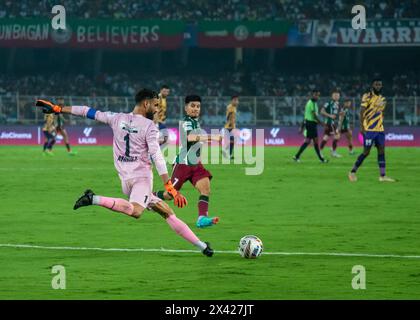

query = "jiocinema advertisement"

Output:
[[1, 125, 420, 147]]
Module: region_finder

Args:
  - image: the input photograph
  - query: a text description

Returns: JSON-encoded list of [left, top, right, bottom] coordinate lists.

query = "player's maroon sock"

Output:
[[198, 195, 209, 217], [349, 144, 353, 152], [320, 140, 327, 150], [295, 142, 309, 158], [66, 143, 71, 152], [92, 195, 135, 217], [378, 153, 386, 177], [351, 154, 367, 173], [332, 139, 338, 151]]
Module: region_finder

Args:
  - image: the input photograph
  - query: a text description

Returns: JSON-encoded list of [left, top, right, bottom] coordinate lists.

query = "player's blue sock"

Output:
[[378, 153, 386, 177], [351, 154, 367, 173]]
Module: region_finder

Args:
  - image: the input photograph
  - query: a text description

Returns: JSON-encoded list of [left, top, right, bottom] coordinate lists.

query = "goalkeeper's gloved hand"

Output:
[[164, 180, 187, 208], [35, 99, 62, 114]]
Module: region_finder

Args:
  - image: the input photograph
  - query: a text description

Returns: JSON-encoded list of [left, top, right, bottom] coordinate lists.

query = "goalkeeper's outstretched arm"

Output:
[[36, 100, 114, 125]]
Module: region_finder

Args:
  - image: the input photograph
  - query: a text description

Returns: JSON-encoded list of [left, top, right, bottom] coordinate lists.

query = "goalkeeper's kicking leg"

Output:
[[73, 189, 213, 257]]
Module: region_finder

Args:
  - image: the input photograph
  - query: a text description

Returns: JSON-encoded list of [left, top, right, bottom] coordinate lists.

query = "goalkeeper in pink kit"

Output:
[[35, 89, 214, 257]]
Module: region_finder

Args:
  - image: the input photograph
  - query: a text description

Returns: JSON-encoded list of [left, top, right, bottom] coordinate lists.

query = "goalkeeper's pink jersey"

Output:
[[71, 106, 167, 181]]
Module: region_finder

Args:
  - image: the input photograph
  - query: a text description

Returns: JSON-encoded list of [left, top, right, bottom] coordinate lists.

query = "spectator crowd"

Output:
[[0, 0, 419, 20], [0, 71, 419, 98]]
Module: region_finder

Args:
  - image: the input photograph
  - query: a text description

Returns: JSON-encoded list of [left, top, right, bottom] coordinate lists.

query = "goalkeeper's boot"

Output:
[[73, 189, 95, 210], [196, 215, 219, 228], [379, 176, 396, 182], [202, 242, 214, 257]]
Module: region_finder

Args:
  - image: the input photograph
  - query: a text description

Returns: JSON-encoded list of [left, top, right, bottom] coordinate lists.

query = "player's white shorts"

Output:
[[121, 177, 161, 210]]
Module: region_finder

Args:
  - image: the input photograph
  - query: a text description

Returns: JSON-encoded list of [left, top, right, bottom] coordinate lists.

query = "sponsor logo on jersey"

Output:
[[120, 121, 139, 133]]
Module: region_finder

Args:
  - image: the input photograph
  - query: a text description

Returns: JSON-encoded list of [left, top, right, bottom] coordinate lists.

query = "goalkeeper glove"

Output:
[[36, 99, 62, 114], [165, 180, 187, 208]]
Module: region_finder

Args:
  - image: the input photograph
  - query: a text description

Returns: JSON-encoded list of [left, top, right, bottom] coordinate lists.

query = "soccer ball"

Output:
[[238, 235, 263, 259]]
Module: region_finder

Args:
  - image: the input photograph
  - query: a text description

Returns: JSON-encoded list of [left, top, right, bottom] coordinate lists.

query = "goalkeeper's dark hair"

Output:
[[185, 95, 201, 104], [135, 89, 158, 104]]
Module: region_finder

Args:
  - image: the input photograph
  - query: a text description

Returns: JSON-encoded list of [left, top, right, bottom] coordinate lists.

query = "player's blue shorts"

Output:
[[158, 122, 169, 141], [158, 122, 166, 130], [363, 131, 385, 148]]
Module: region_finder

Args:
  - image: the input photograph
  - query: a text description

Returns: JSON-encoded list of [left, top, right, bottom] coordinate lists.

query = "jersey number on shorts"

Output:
[[124, 134, 130, 157], [365, 139, 373, 146]]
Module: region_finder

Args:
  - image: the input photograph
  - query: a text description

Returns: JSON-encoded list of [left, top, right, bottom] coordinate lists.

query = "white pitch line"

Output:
[[1, 243, 420, 259]]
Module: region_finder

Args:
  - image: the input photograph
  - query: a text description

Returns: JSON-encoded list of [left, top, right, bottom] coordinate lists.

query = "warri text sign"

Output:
[[314, 19, 420, 47]]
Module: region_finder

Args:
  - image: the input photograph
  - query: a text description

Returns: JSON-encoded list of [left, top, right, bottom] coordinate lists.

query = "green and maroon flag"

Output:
[[197, 21, 291, 48]]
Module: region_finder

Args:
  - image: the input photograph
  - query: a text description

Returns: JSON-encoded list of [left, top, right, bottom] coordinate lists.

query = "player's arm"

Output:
[[226, 109, 233, 123], [299, 121, 304, 133], [187, 134, 222, 143], [312, 105, 322, 124], [146, 123, 187, 208], [337, 109, 345, 132], [320, 103, 336, 119], [359, 94, 369, 134], [35, 100, 115, 125], [181, 120, 222, 143]]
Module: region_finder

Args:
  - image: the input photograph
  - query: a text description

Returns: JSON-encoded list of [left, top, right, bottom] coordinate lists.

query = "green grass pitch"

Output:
[[1, 145, 420, 299]]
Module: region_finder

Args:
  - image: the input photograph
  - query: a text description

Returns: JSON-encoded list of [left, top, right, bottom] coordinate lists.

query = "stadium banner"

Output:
[[288, 19, 420, 47], [0, 19, 185, 49], [1, 126, 420, 147], [197, 21, 291, 48]]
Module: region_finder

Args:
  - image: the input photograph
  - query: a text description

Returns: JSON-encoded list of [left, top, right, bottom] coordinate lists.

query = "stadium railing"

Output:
[[0, 94, 418, 127]]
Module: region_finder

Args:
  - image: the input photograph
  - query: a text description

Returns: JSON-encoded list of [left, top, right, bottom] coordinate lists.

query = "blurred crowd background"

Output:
[[1, 0, 419, 19], [0, 71, 419, 98]]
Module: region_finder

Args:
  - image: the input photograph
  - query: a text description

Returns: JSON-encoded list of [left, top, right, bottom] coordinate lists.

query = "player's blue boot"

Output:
[[196, 216, 219, 228]]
